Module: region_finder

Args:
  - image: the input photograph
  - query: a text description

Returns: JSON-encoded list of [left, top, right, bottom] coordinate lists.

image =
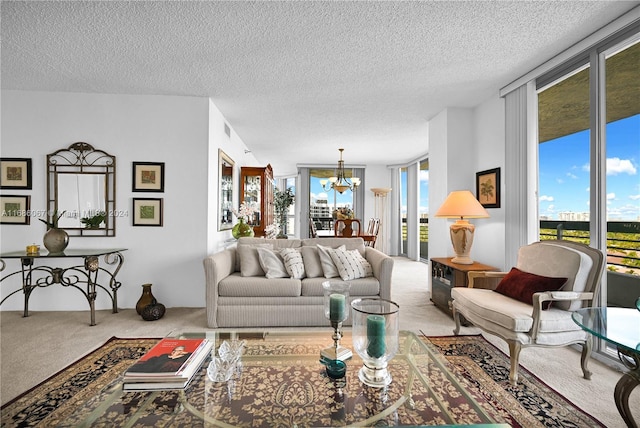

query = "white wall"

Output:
[[0, 90, 253, 312], [428, 101, 506, 268]]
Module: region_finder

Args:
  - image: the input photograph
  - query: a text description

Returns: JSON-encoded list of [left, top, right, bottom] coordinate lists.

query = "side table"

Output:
[[0, 248, 127, 326], [430, 257, 498, 319]]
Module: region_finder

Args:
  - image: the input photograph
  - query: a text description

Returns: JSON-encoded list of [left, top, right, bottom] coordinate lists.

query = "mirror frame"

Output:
[[46, 142, 116, 236], [218, 149, 235, 231]]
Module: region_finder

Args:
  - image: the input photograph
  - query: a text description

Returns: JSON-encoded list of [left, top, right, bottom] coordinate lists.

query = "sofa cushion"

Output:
[[317, 244, 346, 278], [302, 238, 366, 256], [219, 273, 301, 297], [301, 247, 323, 278], [330, 248, 373, 280], [256, 247, 289, 279], [495, 267, 567, 309], [281, 248, 306, 279], [301, 277, 381, 297], [238, 243, 273, 277]]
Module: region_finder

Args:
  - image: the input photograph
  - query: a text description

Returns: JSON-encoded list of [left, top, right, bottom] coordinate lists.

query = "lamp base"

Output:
[[449, 220, 475, 265], [451, 255, 474, 265]]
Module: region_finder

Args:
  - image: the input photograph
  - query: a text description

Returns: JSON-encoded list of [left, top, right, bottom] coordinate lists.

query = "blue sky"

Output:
[[539, 114, 639, 221]]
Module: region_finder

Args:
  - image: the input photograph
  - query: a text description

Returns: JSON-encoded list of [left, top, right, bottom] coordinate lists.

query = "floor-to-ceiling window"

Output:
[[419, 159, 429, 260], [309, 168, 356, 232], [400, 167, 408, 255], [537, 35, 639, 313]]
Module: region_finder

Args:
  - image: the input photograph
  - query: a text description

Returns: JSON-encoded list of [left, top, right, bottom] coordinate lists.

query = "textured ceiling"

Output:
[[2, 1, 638, 176]]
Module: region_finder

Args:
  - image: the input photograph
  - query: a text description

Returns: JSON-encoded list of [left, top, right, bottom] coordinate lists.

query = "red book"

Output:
[[125, 338, 210, 378]]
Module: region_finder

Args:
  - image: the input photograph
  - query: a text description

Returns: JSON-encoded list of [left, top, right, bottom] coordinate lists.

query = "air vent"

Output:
[[224, 123, 231, 138]]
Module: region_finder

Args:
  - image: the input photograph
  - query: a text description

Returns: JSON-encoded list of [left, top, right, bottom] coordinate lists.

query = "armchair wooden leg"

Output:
[[508, 342, 521, 386], [452, 307, 462, 335], [581, 335, 593, 380]]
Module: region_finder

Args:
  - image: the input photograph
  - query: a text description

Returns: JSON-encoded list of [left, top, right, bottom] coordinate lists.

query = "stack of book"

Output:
[[123, 337, 213, 391]]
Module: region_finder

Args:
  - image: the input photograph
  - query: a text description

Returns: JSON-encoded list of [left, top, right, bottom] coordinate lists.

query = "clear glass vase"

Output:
[[351, 298, 400, 387]]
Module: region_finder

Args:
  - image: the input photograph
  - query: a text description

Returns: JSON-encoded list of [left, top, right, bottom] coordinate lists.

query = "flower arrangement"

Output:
[[333, 207, 354, 220], [232, 202, 256, 223]]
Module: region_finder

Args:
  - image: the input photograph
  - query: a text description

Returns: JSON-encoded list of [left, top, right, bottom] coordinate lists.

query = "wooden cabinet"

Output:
[[430, 257, 498, 318], [240, 165, 274, 237]]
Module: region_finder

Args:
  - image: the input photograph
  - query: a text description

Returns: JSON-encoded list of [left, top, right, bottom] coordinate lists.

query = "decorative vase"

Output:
[[136, 283, 155, 315], [43, 228, 69, 253], [232, 218, 254, 239], [141, 298, 166, 321], [351, 298, 400, 388]]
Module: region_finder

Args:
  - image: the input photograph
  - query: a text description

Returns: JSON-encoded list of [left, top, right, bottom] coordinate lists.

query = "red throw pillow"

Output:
[[495, 267, 568, 309]]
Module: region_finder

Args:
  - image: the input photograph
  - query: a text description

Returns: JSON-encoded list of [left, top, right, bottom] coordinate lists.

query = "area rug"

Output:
[[1, 334, 604, 427]]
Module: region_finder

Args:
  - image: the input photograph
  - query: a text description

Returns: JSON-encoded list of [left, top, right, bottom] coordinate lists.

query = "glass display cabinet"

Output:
[[240, 165, 274, 237]]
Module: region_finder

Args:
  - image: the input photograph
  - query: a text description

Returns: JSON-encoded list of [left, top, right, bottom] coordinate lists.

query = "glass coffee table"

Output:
[[572, 307, 640, 428], [60, 330, 510, 427]]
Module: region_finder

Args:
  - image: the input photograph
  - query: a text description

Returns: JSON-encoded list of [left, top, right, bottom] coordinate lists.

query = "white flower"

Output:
[[232, 202, 256, 222]]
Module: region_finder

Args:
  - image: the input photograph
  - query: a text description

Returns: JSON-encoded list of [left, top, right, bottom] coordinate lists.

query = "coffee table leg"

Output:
[[615, 348, 639, 428]]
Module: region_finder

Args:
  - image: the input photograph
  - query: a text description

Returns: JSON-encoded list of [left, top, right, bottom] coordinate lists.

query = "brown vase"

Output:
[[43, 228, 69, 253], [136, 283, 155, 315]]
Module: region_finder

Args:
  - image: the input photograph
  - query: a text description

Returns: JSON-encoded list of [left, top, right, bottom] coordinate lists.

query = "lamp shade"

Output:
[[435, 190, 489, 219]]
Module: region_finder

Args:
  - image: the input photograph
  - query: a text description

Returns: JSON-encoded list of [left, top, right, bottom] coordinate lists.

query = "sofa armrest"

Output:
[[203, 248, 236, 327], [365, 247, 394, 301], [530, 291, 594, 339], [467, 271, 507, 290]]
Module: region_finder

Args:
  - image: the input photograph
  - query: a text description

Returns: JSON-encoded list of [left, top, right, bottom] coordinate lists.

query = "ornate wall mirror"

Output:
[[218, 149, 235, 231], [46, 142, 116, 236]]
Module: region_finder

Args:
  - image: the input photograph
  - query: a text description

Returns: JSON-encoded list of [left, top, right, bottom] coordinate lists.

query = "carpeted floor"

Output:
[[1, 334, 605, 427]]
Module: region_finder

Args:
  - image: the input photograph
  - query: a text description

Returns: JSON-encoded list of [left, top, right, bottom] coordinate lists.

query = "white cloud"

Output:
[[607, 157, 637, 175], [607, 193, 616, 200], [419, 170, 429, 182], [630, 194, 640, 200], [556, 178, 564, 184], [566, 172, 578, 179], [548, 204, 555, 211], [582, 163, 590, 172], [539, 195, 554, 202]]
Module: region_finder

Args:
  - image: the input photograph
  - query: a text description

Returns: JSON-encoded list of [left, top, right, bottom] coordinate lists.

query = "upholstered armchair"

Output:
[[451, 240, 604, 385]]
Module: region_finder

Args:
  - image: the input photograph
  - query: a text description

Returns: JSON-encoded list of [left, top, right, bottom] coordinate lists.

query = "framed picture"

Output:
[[132, 162, 165, 192], [0, 195, 31, 224], [132, 198, 163, 226], [0, 158, 32, 189], [476, 168, 501, 208]]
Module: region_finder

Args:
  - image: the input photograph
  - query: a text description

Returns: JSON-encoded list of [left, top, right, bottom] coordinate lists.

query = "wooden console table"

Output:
[[0, 248, 127, 326]]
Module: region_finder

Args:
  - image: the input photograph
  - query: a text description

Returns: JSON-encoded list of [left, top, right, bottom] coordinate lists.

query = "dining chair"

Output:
[[365, 218, 380, 247], [309, 218, 318, 238], [334, 219, 361, 237]]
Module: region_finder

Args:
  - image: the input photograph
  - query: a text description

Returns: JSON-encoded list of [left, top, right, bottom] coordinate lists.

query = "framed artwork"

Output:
[[132, 162, 165, 192], [132, 198, 163, 226], [0, 158, 32, 189], [476, 168, 501, 208], [0, 194, 31, 224]]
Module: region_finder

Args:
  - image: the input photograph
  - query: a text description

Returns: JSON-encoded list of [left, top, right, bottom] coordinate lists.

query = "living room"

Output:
[[1, 2, 639, 427]]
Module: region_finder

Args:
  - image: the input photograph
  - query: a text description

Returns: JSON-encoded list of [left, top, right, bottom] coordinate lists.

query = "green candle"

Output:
[[367, 314, 386, 358], [329, 293, 346, 321]]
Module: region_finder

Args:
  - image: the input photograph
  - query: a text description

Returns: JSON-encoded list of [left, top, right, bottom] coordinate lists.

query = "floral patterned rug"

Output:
[[1, 334, 604, 427]]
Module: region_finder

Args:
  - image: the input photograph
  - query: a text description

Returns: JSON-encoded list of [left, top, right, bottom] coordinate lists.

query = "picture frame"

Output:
[[0, 194, 31, 225], [0, 158, 32, 189], [132, 162, 165, 192], [476, 167, 501, 208], [132, 198, 163, 226]]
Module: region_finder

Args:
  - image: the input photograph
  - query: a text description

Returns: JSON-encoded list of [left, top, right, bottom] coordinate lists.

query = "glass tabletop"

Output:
[[61, 330, 510, 427], [0, 248, 127, 258], [572, 307, 640, 354]]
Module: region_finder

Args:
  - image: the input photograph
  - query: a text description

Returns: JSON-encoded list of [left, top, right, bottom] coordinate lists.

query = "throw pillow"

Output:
[[301, 246, 323, 278], [256, 247, 289, 279], [280, 248, 306, 279], [494, 267, 568, 309], [329, 248, 373, 281], [238, 244, 273, 277], [317, 244, 346, 278]]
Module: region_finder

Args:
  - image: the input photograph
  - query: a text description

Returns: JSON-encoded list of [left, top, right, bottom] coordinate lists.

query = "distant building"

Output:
[[558, 212, 589, 221]]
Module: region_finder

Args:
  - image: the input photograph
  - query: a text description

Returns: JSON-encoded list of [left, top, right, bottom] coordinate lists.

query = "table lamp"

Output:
[[435, 190, 489, 265]]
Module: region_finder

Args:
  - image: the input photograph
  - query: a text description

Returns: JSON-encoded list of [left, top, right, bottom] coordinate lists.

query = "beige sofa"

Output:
[[203, 237, 394, 328]]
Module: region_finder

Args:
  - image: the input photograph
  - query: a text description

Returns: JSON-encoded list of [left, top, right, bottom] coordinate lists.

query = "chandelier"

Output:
[[320, 148, 360, 194]]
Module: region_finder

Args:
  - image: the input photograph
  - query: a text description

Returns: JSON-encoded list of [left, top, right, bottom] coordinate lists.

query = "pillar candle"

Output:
[[329, 293, 346, 322], [367, 314, 386, 358]]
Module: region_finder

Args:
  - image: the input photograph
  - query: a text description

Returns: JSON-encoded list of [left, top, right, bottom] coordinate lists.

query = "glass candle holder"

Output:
[[351, 298, 400, 388], [321, 281, 352, 361]]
